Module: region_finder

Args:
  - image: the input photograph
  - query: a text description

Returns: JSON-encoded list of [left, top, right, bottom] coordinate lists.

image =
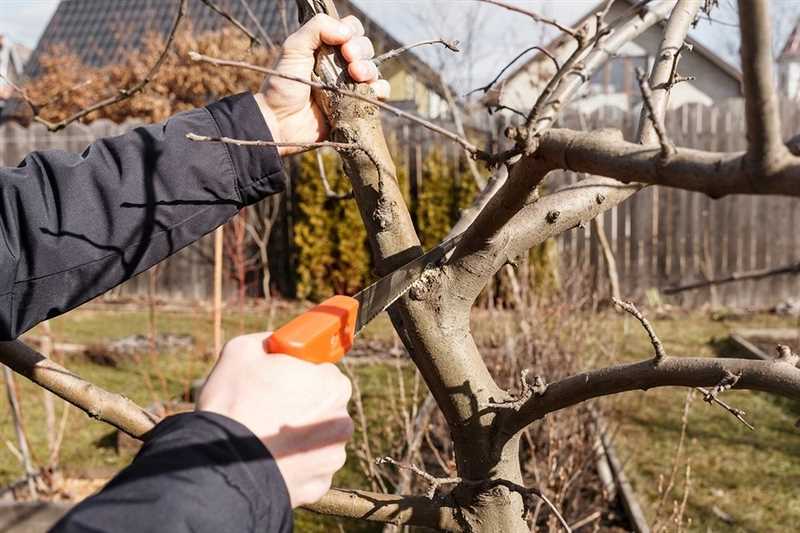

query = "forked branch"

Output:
[[505, 356, 800, 434], [737, 0, 791, 171]]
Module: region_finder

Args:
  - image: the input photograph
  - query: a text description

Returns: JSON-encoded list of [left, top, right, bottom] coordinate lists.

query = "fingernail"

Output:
[[337, 23, 351, 37]]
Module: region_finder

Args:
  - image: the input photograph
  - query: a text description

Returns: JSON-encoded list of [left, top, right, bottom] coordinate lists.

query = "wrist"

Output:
[[253, 92, 286, 156]]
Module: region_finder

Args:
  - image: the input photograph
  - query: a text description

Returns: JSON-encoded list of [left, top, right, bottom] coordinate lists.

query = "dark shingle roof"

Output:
[[27, 0, 294, 76], [26, 0, 446, 92]]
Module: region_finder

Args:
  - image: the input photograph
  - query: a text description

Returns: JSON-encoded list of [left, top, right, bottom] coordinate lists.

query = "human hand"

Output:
[[256, 14, 391, 156], [196, 332, 354, 508]]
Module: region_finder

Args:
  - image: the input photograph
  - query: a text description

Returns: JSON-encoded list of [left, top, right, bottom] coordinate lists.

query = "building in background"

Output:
[[779, 18, 800, 99], [487, 0, 742, 118], [24, 0, 451, 119], [0, 35, 30, 115]]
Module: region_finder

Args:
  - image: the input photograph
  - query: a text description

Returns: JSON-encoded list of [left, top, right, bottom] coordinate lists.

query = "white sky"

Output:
[[2, 0, 800, 93]]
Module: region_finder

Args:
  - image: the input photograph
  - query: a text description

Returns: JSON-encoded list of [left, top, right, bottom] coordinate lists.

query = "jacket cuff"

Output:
[[206, 93, 287, 205], [146, 411, 293, 530]]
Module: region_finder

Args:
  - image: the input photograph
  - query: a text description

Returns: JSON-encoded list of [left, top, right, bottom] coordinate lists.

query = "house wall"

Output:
[[384, 63, 447, 119], [498, 3, 741, 118]]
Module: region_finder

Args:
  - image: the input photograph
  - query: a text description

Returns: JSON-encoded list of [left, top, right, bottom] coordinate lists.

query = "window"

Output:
[[592, 55, 649, 95]]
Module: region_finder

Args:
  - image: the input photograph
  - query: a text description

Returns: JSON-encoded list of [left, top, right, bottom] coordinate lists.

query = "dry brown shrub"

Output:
[[21, 25, 273, 125]]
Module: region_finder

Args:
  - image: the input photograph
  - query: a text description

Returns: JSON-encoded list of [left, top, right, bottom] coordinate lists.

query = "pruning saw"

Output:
[[265, 235, 463, 363]]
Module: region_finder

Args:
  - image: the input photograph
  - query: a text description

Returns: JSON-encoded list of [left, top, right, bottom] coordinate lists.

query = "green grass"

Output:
[[600, 309, 800, 532], [2, 303, 405, 532], [2, 304, 799, 531]]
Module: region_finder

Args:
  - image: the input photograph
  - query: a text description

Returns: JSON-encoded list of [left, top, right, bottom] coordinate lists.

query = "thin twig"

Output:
[[24, 0, 187, 131], [612, 297, 667, 363], [696, 383, 754, 431], [376, 456, 461, 499], [238, 0, 276, 49], [477, 0, 579, 38], [316, 150, 354, 200], [468, 45, 559, 96], [374, 39, 460, 66], [188, 51, 489, 161], [185, 132, 360, 151], [636, 67, 676, 159], [199, 0, 261, 47], [664, 261, 800, 294]]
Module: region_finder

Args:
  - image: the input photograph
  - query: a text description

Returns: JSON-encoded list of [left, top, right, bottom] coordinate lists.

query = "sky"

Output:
[[2, 0, 800, 93]]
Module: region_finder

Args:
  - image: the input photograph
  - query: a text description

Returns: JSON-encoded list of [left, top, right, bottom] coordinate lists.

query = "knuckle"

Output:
[[341, 416, 355, 438]]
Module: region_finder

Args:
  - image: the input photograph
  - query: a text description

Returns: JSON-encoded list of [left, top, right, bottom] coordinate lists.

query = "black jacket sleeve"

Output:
[[0, 92, 286, 340], [50, 411, 293, 533]]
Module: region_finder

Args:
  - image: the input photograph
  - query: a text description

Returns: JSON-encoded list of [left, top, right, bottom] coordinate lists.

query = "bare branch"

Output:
[[199, 0, 262, 47], [664, 261, 800, 294], [535, 128, 800, 198], [506, 356, 800, 434], [697, 375, 755, 431], [636, 67, 676, 159], [188, 51, 488, 161], [238, 0, 276, 49], [376, 456, 461, 499], [468, 46, 559, 96], [612, 298, 668, 363], [444, 1, 678, 306], [305, 488, 460, 530], [476, 0, 579, 38], [27, 0, 187, 132], [738, 0, 791, 172], [0, 341, 158, 438], [185, 132, 360, 151], [374, 39, 460, 66], [437, 77, 487, 188], [317, 150, 354, 200]]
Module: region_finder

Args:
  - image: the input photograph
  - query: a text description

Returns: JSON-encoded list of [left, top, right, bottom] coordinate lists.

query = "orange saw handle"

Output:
[[264, 295, 359, 364]]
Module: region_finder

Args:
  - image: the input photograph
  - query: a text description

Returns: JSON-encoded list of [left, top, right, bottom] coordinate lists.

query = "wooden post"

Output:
[[213, 226, 224, 358], [40, 321, 56, 462]]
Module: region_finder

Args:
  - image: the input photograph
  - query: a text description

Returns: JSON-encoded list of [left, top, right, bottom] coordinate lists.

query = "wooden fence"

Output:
[[1, 100, 799, 308]]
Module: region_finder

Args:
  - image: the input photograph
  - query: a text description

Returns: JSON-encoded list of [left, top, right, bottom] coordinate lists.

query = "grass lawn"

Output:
[[1, 302, 798, 531], [600, 310, 800, 532]]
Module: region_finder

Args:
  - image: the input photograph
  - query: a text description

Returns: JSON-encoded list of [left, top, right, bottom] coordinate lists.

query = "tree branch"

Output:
[[612, 298, 667, 363], [185, 132, 360, 151], [0, 341, 158, 438], [468, 46, 559, 97], [476, 0, 579, 38], [305, 488, 460, 531], [239, 0, 276, 49], [663, 261, 800, 294], [505, 356, 800, 434], [374, 39, 460, 66], [199, 0, 262, 46], [444, 0, 678, 306], [534, 128, 800, 198], [738, 0, 790, 172], [636, 67, 676, 159], [27, 0, 187, 132], [188, 52, 488, 161]]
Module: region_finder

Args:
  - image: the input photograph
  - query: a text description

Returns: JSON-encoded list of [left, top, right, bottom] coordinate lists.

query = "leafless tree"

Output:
[[3, 0, 800, 531]]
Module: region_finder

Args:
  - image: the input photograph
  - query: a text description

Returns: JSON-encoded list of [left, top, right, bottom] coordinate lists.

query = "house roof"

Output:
[[499, 0, 741, 90], [1, 38, 29, 81], [780, 18, 800, 60], [26, 0, 447, 93]]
